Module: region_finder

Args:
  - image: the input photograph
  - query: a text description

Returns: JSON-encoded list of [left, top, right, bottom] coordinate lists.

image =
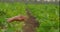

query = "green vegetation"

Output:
[[0, 2, 59, 32]]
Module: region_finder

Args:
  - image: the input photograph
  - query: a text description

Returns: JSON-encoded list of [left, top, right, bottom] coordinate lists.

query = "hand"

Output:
[[7, 15, 27, 23]]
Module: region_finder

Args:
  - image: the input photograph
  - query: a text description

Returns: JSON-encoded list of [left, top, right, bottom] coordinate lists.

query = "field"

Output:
[[0, 2, 59, 32]]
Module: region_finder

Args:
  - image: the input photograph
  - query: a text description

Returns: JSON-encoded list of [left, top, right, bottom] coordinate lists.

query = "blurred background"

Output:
[[0, 0, 59, 32]]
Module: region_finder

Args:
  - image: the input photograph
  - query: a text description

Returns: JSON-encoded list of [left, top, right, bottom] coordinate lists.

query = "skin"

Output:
[[7, 15, 28, 23]]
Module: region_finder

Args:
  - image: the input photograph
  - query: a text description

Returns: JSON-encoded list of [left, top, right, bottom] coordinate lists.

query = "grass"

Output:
[[0, 2, 59, 32]]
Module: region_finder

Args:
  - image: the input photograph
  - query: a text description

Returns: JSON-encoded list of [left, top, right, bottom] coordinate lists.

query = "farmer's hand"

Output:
[[7, 15, 27, 23]]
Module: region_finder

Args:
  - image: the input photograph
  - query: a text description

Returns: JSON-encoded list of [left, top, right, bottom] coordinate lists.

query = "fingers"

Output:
[[7, 18, 14, 23]]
